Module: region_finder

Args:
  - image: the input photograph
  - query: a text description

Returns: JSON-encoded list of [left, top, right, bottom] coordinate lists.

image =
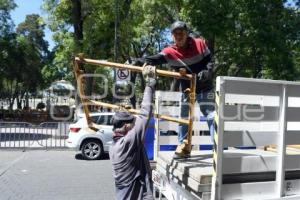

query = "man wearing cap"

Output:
[[138, 21, 215, 158], [109, 65, 156, 200]]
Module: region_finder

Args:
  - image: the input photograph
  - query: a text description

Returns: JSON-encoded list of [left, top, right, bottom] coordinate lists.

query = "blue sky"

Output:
[[11, 0, 55, 50]]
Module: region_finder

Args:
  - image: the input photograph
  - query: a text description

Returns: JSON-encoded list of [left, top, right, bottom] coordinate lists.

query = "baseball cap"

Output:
[[113, 111, 134, 121], [111, 111, 135, 130]]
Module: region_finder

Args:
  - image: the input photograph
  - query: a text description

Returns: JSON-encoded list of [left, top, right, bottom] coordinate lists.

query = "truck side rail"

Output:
[[212, 76, 300, 200]]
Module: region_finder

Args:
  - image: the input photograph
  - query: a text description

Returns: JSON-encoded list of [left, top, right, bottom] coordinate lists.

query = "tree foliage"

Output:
[[40, 0, 300, 106], [17, 14, 49, 56], [182, 0, 300, 80], [0, 1, 49, 109], [1, 0, 300, 109], [0, 0, 16, 35]]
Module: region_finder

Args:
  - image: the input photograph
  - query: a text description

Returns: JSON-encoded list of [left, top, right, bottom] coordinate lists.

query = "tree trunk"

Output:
[[71, 0, 83, 108], [129, 72, 137, 108], [17, 97, 22, 109], [25, 92, 29, 108], [71, 0, 83, 43], [8, 81, 16, 111], [207, 34, 215, 55], [85, 74, 94, 97], [17, 91, 25, 109]]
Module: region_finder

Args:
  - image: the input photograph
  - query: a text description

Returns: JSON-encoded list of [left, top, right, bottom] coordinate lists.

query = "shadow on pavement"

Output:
[[75, 153, 110, 160]]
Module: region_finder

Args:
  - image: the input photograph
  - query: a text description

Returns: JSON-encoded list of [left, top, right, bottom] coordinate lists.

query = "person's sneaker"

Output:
[[173, 140, 191, 158]]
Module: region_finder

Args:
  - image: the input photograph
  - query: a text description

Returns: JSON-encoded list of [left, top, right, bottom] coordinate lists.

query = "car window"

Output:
[[91, 116, 99, 124], [95, 115, 113, 125], [106, 115, 113, 125]]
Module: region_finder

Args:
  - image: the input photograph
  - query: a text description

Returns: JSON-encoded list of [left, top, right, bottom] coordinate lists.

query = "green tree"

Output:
[[0, 0, 16, 107], [42, 0, 300, 110], [42, 0, 183, 106], [182, 0, 300, 80], [17, 14, 49, 56], [2, 14, 50, 109], [0, 0, 16, 35]]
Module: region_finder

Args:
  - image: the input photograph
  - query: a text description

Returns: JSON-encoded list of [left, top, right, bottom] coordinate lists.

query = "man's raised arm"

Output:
[[126, 65, 156, 143], [139, 65, 156, 119]]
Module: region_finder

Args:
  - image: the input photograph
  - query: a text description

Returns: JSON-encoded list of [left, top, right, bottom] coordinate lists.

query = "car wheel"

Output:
[[81, 139, 103, 160]]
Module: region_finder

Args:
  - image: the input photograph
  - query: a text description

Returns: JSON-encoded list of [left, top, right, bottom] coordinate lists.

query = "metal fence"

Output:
[[0, 122, 71, 150]]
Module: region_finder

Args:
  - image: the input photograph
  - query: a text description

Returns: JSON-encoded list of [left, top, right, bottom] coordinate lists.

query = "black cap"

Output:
[[111, 111, 135, 130], [170, 21, 188, 33], [113, 111, 134, 121]]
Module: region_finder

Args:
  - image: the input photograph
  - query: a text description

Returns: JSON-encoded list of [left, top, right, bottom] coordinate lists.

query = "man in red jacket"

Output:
[[139, 21, 215, 158]]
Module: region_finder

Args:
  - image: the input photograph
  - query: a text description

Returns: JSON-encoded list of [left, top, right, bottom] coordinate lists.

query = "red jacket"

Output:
[[144, 37, 213, 92]]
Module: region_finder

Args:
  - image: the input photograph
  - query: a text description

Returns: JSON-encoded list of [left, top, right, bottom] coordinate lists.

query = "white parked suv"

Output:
[[67, 112, 114, 160]]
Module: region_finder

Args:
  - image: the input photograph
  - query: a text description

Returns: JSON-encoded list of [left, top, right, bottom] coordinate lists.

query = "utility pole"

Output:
[[113, 0, 119, 103], [114, 0, 119, 62]]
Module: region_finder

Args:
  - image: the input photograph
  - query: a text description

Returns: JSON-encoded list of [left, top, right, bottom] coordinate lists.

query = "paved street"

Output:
[[0, 150, 114, 200]]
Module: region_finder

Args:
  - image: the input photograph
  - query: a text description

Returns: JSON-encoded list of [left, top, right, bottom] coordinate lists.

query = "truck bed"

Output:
[[156, 149, 300, 195]]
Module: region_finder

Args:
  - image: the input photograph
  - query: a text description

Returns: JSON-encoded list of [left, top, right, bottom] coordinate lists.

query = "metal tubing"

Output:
[[74, 56, 195, 148], [75, 57, 193, 80], [73, 61, 93, 128], [187, 74, 197, 150], [88, 100, 189, 125]]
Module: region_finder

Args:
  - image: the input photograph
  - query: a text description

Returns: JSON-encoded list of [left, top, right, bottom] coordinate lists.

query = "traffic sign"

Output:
[[116, 69, 130, 81]]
